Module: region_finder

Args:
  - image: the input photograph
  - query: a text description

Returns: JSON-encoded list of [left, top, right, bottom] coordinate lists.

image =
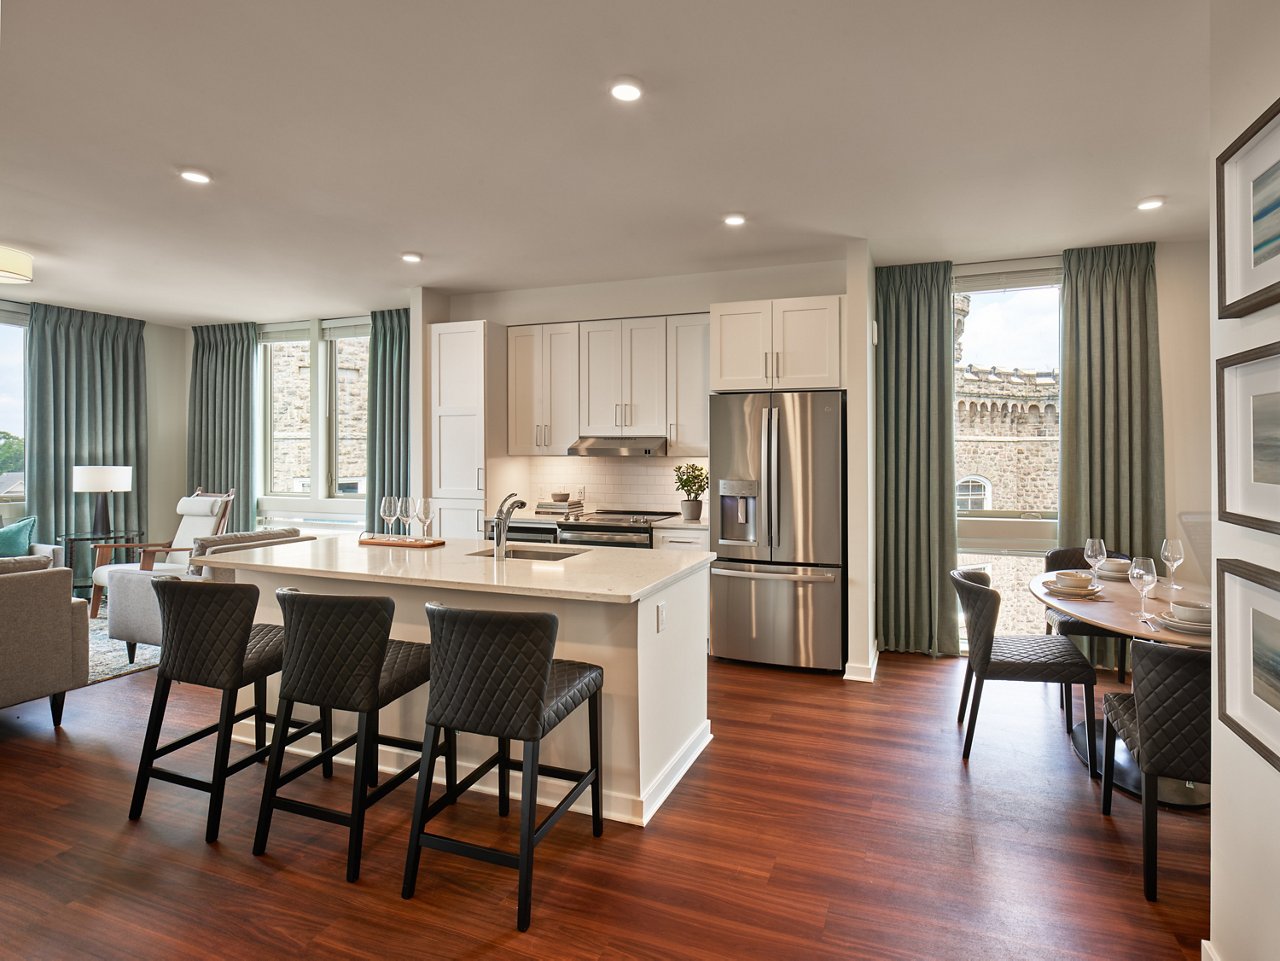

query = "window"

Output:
[[956, 475, 992, 512], [953, 259, 1062, 635], [0, 304, 27, 524], [259, 317, 370, 523]]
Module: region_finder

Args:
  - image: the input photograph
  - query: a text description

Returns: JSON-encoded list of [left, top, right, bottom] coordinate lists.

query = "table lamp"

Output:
[[73, 465, 134, 537]]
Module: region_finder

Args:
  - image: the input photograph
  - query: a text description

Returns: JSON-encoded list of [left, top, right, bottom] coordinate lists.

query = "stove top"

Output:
[[559, 510, 679, 529]]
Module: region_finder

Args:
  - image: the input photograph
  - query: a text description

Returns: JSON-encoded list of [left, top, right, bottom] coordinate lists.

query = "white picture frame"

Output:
[[1218, 340, 1280, 535]]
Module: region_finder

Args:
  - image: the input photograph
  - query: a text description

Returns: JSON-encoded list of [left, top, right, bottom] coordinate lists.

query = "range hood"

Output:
[[567, 436, 668, 457]]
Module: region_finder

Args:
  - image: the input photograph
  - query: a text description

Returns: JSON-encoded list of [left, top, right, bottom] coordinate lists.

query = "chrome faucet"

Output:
[[493, 493, 527, 562]]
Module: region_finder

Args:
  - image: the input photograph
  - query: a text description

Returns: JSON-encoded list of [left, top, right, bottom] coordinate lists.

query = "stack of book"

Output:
[[534, 499, 584, 517]]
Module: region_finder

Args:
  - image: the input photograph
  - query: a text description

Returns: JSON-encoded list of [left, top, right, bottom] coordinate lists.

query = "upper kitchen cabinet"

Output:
[[710, 295, 841, 391], [579, 317, 666, 436], [431, 320, 487, 500], [666, 313, 710, 456], [507, 323, 579, 455]]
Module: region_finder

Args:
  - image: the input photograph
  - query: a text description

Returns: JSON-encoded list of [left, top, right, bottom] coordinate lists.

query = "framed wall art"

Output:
[[1219, 559, 1280, 774], [1218, 340, 1280, 534], [1217, 92, 1280, 318]]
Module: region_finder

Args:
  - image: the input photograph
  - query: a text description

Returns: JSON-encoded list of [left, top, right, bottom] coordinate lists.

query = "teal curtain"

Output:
[[365, 308, 410, 533], [875, 262, 960, 656], [188, 323, 257, 532], [26, 304, 148, 545], [1060, 242, 1165, 559]]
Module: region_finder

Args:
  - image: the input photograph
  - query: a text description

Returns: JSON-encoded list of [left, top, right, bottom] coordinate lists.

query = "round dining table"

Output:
[[1028, 571, 1211, 808]]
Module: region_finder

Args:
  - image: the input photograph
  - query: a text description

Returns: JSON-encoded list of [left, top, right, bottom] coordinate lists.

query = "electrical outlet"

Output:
[[656, 601, 666, 633]]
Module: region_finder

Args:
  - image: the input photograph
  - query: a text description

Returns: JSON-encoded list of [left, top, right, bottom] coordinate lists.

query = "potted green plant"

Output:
[[673, 463, 709, 522]]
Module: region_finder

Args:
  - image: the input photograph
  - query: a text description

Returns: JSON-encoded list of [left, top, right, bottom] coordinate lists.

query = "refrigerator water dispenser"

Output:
[[717, 478, 758, 545]]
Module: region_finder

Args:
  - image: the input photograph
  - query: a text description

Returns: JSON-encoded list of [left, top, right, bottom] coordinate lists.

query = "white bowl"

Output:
[[1098, 558, 1130, 574], [1055, 571, 1093, 589], [1171, 600, 1212, 624]]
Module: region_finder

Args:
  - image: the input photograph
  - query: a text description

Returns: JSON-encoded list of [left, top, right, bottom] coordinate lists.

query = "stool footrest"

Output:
[[151, 767, 214, 793], [418, 832, 520, 870], [365, 758, 420, 806], [273, 796, 351, 827], [534, 768, 596, 845]]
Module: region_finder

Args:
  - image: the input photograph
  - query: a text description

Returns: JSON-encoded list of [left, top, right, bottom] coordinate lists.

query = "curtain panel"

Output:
[[188, 323, 258, 532], [875, 261, 960, 656], [1060, 242, 1165, 560], [365, 307, 410, 533], [26, 303, 149, 545]]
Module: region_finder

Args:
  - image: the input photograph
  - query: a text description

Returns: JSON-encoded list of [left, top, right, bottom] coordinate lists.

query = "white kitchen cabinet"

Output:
[[653, 527, 710, 551], [579, 317, 667, 436], [710, 296, 841, 391], [431, 321, 485, 500], [772, 296, 842, 389], [666, 313, 710, 456], [432, 497, 487, 538], [507, 323, 579, 455]]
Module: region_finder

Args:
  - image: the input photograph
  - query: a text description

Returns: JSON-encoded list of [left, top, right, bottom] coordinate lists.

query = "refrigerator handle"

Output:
[[770, 406, 780, 546], [759, 406, 771, 548]]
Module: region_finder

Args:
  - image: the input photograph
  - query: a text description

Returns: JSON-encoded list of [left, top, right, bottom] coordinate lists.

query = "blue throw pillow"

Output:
[[0, 515, 37, 557]]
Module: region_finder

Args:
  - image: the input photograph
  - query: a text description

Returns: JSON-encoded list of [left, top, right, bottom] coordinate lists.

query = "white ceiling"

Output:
[[0, 0, 1209, 327]]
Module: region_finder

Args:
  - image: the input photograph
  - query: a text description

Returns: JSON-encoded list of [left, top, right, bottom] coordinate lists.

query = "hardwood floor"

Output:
[[0, 654, 1207, 960]]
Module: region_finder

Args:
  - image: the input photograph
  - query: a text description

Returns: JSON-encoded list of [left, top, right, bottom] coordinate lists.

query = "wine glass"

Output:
[[1083, 538, 1107, 588], [416, 497, 437, 539], [1161, 538, 1185, 593], [379, 496, 398, 538], [397, 496, 416, 540], [1128, 556, 1158, 619]]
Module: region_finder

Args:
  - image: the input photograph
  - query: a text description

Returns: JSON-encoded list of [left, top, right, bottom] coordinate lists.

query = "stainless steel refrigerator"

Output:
[[709, 389, 846, 670]]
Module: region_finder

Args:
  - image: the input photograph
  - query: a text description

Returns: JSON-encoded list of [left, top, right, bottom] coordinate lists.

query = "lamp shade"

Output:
[[0, 246, 34, 284], [73, 465, 134, 492]]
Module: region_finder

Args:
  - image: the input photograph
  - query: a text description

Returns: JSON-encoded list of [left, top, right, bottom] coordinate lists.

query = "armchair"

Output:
[[0, 554, 89, 725], [107, 528, 313, 662], [89, 488, 234, 617]]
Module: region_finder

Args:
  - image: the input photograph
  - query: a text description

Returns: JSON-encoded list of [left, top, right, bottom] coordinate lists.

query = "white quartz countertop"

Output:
[[652, 516, 709, 530], [199, 535, 713, 604]]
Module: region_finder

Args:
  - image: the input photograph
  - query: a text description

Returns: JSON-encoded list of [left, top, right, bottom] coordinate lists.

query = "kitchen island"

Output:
[[199, 536, 713, 825]]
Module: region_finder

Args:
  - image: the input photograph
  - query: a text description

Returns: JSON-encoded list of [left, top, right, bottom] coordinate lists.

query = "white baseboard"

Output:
[[637, 721, 713, 826], [1201, 940, 1222, 961], [844, 646, 878, 682]]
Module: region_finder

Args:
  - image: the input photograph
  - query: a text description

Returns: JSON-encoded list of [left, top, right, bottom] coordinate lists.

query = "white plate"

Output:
[[1154, 612, 1212, 635], [1097, 570, 1132, 581], [1046, 583, 1104, 598]]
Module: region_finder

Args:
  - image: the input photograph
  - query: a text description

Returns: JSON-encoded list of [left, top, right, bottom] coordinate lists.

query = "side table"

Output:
[[59, 530, 143, 599]]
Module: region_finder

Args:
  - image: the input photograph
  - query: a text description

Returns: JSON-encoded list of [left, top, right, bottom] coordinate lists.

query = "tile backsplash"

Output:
[[524, 456, 709, 512]]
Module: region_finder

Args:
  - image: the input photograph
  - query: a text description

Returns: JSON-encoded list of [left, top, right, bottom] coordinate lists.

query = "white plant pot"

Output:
[[680, 499, 703, 521]]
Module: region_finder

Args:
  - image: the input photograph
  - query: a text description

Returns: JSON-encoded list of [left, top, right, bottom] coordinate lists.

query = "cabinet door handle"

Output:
[[544, 424, 550, 446], [615, 403, 621, 427], [535, 424, 542, 447], [775, 351, 781, 380], [625, 403, 632, 427], [764, 352, 770, 380], [476, 509, 483, 532], [669, 422, 676, 443], [477, 467, 484, 489]]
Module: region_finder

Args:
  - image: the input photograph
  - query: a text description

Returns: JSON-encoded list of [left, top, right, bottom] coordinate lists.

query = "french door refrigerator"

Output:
[[709, 389, 846, 670]]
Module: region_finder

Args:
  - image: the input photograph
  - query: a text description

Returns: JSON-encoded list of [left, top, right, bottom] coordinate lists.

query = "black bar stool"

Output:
[[254, 589, 435, 882], [402, 603, 604, 931], [130, 579, 303, 844]]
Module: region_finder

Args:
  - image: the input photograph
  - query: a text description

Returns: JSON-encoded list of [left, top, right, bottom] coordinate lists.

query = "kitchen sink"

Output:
[[468, 546, 588, 562]]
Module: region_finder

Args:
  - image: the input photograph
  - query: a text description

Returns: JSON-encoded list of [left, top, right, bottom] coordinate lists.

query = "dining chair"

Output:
[[952, 569, 1098, 775], [1101, 639, 1210, 901], [1045, 547, 1132, 683]]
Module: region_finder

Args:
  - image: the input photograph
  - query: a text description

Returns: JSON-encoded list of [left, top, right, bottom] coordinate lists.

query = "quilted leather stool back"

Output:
[[424, 603, 558, 741], [276, 589, 394, 713], [1131, 639, 1211, 784], [152, 578, 259, 689]]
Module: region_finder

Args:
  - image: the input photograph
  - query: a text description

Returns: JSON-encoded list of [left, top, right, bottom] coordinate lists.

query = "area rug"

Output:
[[88, 616, 159, 684]]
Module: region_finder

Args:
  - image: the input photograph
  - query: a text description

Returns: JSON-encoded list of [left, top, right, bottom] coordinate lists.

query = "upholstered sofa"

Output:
[[0, 554, 90, 725], [107, 528, 313, 662]]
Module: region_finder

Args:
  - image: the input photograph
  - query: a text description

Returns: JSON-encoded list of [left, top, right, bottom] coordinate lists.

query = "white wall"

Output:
[[143, 323, 189, 541], [1157, 240, 1213, 585], [1209, 2, 1280, 958], [844, 241, 877, 681], [448, 260, 845, 325]]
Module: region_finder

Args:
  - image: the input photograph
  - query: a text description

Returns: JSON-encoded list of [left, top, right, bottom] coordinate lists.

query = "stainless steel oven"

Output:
[[483, 520, 557, 544], [556, 510, 679, 549], [557, 529, 651, 549]]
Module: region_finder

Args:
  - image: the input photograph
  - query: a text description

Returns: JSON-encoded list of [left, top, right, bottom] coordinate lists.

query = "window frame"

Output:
[[257, 317, 369, 525], [0, 301, 29, 524], [955, 475, 992, 512]]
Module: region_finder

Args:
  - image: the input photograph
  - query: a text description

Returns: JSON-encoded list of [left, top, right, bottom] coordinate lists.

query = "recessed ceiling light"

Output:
[[179, 168, 212, 185], [0, 246, 33, 284], [1137, 196, 1165, 210], [401, 252, 423, 264], [610, 77, 643, 102], [723, 213, 746, 227]]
